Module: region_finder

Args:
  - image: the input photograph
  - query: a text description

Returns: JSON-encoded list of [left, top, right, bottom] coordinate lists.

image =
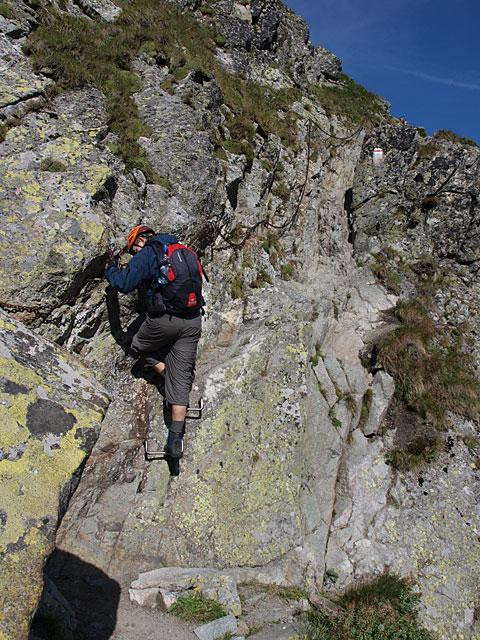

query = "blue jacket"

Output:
[[105, 234, 178, 301]]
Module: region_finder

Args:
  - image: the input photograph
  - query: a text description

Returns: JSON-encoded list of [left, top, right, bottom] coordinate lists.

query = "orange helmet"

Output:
[[126, 225, 154, 253]]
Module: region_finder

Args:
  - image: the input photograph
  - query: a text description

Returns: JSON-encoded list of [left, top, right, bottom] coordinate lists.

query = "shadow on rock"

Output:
[[106, 285, 146, 355], [30, 549, 120, 640]]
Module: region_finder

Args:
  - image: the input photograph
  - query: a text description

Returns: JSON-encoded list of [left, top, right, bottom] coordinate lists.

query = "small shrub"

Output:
[[371, 262, 403, 294], [258, 584, 308, 601], [262, 231, 282, 256], [463, 434, 479, 451], [385, 436, 439, 470], [339, 573, 420, 614], [416, 127, 427, 138], [272, 181, 291, 203], [170, 592, 227, 624], [342, 392, 357, 416]]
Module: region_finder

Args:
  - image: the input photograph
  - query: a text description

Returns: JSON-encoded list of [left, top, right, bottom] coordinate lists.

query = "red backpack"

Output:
[[148, 240, 205, 317]]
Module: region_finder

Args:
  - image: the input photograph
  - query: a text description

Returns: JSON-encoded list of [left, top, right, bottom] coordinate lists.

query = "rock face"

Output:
[[0, 311, 108, 640], [0, 1, 479, 639]]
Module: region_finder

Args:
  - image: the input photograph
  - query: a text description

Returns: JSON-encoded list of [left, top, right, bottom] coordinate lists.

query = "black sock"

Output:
[[166, 423, 185, 458], [170, 420, 184, 435]]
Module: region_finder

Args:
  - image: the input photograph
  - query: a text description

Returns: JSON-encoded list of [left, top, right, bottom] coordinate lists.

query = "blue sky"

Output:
[[284, 0, 480, 143]]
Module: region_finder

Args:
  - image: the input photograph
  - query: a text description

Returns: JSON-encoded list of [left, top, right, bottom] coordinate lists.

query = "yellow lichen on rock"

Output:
[[0, 312, 108, 639]]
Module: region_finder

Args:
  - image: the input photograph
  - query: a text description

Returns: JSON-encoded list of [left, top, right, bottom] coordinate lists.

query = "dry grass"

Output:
[[377, 300, 479, 424], [376, 300, 480, 426]]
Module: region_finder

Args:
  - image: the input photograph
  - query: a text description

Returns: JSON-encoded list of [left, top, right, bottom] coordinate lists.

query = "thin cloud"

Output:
[[391, 67, 480, 90]]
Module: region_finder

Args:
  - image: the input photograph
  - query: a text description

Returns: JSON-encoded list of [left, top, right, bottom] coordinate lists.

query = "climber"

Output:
[[104, 224, 204, 459]]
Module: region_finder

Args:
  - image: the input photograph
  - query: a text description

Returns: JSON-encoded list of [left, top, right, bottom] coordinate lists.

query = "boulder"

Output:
[[130, 567, 242, 616], [0, 311, 108, 639], [194, 615, 237, 640]]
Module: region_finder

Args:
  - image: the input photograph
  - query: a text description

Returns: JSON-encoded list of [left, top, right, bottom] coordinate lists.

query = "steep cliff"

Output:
[[0, 1, 479, 639]]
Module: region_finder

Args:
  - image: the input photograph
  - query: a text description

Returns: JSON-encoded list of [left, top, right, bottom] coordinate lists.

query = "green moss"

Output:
[[214, 146, 227, 161], [358, 388, 373, 430], [170, 592, 226, 624], [325, 568, 339, 583], [434, 129, 478, 147], [310, 74, 387, 127], [39, 158, 67, 172], [222, 138, 255, 164], [262, 231, 282, 256]]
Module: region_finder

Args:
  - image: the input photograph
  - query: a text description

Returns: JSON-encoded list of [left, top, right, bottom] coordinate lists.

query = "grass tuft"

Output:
[[231, 273, 245, 300], [310, 74, 387, 128], [170, 592, 227, 624], [376, 299, 480, 426], [338, 574, 420, 615], [358, 388, 373, 430], [0, 0, 14, 19], [434, 129, 477, 147], [304, 574, 433, 640], [251, 269, 272, 288], [368, 298, 480, 470]]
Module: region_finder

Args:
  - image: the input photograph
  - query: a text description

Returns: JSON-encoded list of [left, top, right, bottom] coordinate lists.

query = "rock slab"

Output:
[[0, 311, 108, 640], [194, 615, 237, 640]]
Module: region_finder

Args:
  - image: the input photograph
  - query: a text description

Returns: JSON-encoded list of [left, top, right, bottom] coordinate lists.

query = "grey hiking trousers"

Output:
[[131, 313, 202, 407]]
